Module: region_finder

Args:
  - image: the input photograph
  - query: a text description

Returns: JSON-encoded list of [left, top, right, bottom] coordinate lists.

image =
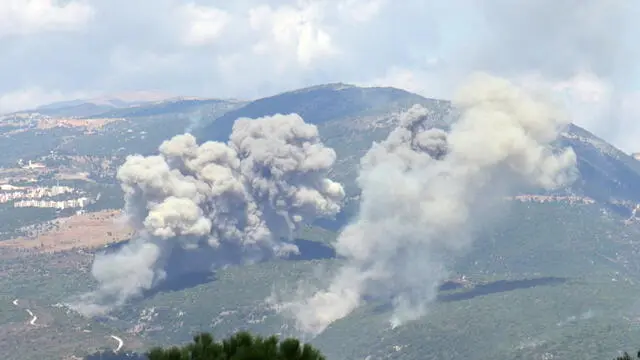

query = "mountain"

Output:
[[198, 83, 449, 196], [24, 92, 178, 118], [199, 83, 441, 140], [2, 83, 640, 360], [96, 98, 245, 119], [559, 124, 640, 204], [199, 83, 640, 214], [0, 97, 243, 167]]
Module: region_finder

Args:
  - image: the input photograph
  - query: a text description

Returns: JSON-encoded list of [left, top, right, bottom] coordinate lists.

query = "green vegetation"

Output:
[[146, 331, 325, 360], [198, 84, 446, 141], [0, 127, 82, 166], [58, 115, 191, 157], [1, 192, 639, 360], [58, 100, 238, 157], [0, 205, 59, 239], [92, 202, 640, 360], [616, 351, 640, 360], [82, 331, 324, 360], [3, 86, 640, 360], [96, 99, 239, 119]]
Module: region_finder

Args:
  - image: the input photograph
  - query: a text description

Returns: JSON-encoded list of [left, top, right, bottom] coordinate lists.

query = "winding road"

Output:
[[11, 299, 37, 325], [110, 335, 124, 352], [25, 309, 37, 325], [12, 298, 124, 351]]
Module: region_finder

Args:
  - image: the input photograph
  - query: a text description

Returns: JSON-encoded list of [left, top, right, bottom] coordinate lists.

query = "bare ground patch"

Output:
[[0, 210, 134, 253], [37, 118, 124, 132]]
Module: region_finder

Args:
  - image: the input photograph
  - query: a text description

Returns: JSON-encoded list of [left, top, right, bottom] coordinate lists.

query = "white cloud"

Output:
[[337, 0, 387, 23], [363, 67, 440, 98], [108, 48, 183, 76], [551, 71, 612, 103], [511, 70, 640, 153], [362, 57, 456, 99], [0, 0, 94, 37], [249, 2, 337, 67], [180, 3, 230, 46], [1, 0, 639, 151]]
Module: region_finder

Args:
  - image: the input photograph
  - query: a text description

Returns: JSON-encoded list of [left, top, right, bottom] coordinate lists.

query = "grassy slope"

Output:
[[58, 202, 640, 360], [1, 202, 640, 359], [3, 86, 640, 359], [0, 252, 145, 359]]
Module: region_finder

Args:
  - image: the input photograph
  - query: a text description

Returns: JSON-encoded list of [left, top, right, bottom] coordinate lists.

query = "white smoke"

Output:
[[278, 72, 578, 334], [70, 113, 345, 316]]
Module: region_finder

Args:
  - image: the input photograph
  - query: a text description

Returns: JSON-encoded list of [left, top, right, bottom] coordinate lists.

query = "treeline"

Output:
[[84, 331, 325, 360], [616, 352, 640, 360], [84, 330, 640, 360]]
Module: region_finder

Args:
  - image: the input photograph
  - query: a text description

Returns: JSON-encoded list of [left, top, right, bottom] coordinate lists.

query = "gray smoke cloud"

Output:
[[277, 72, 578, 334], [466, 0, 640, 153], [70, 113, 345, 316], [366, 1, 640, 153]]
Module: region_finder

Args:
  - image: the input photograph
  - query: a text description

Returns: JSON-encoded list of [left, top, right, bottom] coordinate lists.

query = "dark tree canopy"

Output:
[[146, 331, 326, 360], [616, 351, 640, 360]]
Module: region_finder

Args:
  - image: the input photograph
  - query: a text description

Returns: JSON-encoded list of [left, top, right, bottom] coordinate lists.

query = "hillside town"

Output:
[[0, 112, 123, 133], [0, 183, 94, 209], [13, 197, 93, 210]]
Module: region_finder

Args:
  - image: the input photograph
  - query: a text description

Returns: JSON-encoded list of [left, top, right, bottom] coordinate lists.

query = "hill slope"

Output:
[[199, 83, 640, 210], [2, 83, 640, 360]]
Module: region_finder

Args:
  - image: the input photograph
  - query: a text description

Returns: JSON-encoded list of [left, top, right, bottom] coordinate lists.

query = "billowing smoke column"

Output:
[[70, 113, 345, 316], [280, 73, 578, 334]]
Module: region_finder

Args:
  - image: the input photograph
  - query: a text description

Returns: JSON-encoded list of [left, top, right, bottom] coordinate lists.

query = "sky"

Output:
[[1, 0, 640, 152]]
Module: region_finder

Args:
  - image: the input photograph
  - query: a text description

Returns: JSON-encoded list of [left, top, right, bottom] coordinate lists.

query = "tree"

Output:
[[615, 351, 640, 360], [146, 331, 326, 360]]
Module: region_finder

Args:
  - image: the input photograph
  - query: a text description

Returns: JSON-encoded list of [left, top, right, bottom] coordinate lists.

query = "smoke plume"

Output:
[[279, 73, 578, 334], [70, 113, 345, 316]]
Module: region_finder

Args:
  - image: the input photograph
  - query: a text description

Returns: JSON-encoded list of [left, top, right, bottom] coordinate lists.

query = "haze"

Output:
[[2, 0, 640, 152]]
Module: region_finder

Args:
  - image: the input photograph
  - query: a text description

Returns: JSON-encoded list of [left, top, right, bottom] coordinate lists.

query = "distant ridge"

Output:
[[193, 82, 640, 209], [35, 91, 177, 111], [16, 93, 239, 119], [198, 82, 443, 142]]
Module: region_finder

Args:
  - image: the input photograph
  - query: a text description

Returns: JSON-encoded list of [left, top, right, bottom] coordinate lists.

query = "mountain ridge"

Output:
[[16, 82, 640, 208], [1, 81, 640, 360], [194, 83, 640, 211]]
